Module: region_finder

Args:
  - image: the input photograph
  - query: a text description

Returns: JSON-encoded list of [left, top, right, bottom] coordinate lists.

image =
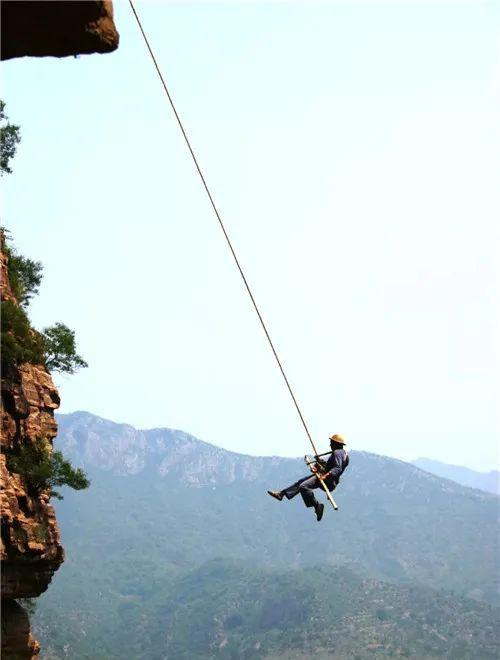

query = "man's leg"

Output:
[[270, 475, 325, 520], [280, 475, 312, 501], [299, 476, 325, 521], [298, 475, 321, 508]]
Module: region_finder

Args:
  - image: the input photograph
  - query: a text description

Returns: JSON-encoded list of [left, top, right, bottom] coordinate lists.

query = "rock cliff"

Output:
[[1, 239, 63, 658], [1, 0, 119, 60], [1, 602, 40, 660]]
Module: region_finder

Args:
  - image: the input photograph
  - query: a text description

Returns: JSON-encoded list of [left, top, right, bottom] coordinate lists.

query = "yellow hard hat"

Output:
[[329, 433, 346, 445]]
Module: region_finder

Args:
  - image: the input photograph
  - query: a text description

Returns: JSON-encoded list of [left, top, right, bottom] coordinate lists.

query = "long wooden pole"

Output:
[[318, 476, 339, 511]]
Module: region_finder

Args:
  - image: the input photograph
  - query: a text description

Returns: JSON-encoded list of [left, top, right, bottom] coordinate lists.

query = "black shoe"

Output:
[[315, 503, 324, 521], [267, 490, 283, 502]]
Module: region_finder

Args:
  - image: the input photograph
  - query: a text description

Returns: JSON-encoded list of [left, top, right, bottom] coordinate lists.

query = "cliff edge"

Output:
[[1, 237, 63, 659], [1, 1, 119, 60]]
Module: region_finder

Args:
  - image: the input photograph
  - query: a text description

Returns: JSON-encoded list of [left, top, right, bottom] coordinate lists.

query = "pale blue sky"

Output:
[[2, 1, 499, 469]]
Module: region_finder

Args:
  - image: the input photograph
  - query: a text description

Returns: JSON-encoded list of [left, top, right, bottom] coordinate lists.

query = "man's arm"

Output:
[[323, 450, 344, 480]]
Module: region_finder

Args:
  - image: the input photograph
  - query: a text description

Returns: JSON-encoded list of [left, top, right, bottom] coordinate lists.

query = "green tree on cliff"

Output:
[[0, 99, 21, 175], [6, 241, 43, 307], [1, 264, 89, 376], [8, 439, 90, 500], [42, 322, 88, 374], [2, 233, 88, 375]]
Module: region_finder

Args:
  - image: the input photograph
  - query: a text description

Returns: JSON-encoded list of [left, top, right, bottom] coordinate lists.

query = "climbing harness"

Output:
[[129, 2, 341, 510]]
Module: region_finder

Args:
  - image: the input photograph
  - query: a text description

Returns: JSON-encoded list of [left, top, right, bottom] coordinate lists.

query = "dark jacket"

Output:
[[324, 448, 349, 487]]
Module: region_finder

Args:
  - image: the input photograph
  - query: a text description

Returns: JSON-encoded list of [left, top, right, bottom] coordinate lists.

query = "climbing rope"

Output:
[[129, 1, 320, 458]]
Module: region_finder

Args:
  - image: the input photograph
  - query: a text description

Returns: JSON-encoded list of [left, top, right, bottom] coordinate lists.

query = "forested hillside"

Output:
[[31, 412, 500, 659], [35, 560, 499, 659]]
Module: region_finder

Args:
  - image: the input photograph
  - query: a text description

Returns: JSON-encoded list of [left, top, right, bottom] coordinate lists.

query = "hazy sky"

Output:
[[2, 1, 499, 469]]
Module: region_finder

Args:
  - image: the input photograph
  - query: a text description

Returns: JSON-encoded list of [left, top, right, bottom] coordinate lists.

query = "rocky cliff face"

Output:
[[1, 0, 119, 60], [1, 242, 63, 658], [1, 601, 40, 660]]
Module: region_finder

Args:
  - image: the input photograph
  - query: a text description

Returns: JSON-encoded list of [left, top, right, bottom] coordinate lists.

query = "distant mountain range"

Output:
[[412, 457, 500, 495], [31, 412, 499, 659]]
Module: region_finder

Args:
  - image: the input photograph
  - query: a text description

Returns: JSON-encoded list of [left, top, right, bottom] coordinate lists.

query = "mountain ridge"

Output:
[[56, 411, 498, 498], [412, 457, 500, 495], [52, 411, 499, 602]]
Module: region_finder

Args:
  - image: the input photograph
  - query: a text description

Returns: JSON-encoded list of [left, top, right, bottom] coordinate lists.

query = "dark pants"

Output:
[[282, 474, 334, 508]]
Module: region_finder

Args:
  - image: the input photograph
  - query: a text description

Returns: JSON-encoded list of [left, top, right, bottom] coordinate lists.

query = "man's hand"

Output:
[[312, 463, 329, 479]]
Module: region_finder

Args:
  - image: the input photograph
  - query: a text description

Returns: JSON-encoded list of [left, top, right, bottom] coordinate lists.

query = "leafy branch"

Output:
[[7, 438, 90, 500], [42, 323, 88, 374], [0, 99, 21, 175]]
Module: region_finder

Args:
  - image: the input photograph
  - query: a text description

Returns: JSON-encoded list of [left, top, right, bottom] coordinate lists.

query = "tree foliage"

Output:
[[0, 99, 21, 175], [1, 230, 88, 374], [6, 243, 43, 307], [7, 438, 90, 500], [1, 300, 45, 374], [42, 322, 88, 374]]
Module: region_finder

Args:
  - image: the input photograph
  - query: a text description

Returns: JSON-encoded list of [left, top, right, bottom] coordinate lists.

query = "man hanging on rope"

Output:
[[267, 434, 349, 521]]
